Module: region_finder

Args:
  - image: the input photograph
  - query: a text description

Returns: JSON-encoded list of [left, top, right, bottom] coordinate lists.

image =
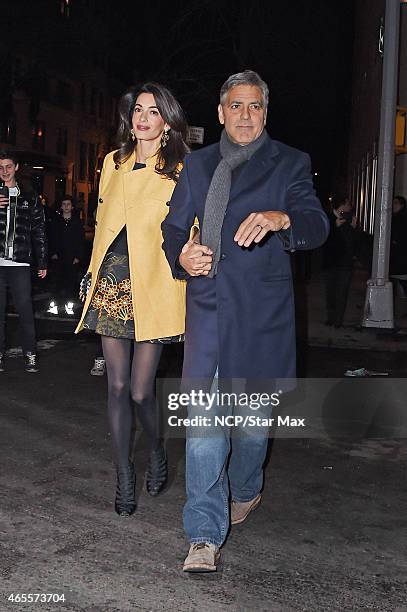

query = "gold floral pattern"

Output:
[[83, 248, 183, 343], [118, 278, 131, 292], [91, 268, 133, 323]]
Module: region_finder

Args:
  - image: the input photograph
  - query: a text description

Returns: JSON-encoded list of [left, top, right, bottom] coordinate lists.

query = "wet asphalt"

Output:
[[0, 316, 406, 612]]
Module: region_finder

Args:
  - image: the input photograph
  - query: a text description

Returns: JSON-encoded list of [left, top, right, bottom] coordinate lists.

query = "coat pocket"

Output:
[[260, 274, 291, 282]]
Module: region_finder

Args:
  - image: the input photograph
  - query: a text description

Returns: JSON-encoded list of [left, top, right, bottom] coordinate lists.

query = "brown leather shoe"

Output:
[[231, 494, 261, 525], [183, 542, 220, 572]]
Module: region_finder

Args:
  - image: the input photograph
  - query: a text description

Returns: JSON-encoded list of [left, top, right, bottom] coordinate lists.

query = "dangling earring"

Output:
[[130, 129, 136, 142], [161, 129, 170, 148]]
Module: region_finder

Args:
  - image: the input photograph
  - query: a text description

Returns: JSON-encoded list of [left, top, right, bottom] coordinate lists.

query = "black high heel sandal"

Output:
[[115, 462, 136, 516], [145, 447, 167, 497]]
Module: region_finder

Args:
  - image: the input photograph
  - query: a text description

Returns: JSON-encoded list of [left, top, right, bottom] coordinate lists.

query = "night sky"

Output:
[[111, 0, 355, 201], [6, 0, 355, 202]]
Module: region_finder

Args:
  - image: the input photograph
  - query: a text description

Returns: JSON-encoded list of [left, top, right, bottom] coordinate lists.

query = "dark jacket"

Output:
[[48, 212, 85, 264], [390, 209, 407, 275], [162, 135, 329, 382], [0, 184, 47, 269], [323, 211, 357, 270]]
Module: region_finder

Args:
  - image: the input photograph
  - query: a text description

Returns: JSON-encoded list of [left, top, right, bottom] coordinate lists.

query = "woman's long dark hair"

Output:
[[113, 83, 189, 182]]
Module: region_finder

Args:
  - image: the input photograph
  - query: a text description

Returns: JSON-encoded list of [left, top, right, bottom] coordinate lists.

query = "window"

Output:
[[55, 80, 72, 109], [32, 174, 44, 196], [55, 177, 66, 202], [95, 0, 105, 16], [79, 141, 88, 180], [90, 88, 97, 115], [56, 128, 68, 156], [111, 98, 117, 124], [13, 58, 23, 83], [0, 115, 16, 144], [32, 121, 46, 151], [98, 93, 104, 119], [60, 0, 70, 17], [81, 83, 87, 113], [88, 143, 96, 186]]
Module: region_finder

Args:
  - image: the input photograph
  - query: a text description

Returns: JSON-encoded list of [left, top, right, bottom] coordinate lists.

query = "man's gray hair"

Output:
[[219, 70, 269, 108]]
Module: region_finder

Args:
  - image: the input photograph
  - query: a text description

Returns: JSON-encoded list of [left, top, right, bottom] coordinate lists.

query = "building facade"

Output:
[[347, 0, 407, 233], [0, 0, 121, 218]]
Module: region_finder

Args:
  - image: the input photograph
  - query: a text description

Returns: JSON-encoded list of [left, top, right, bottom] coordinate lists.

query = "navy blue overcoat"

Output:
[[162, 135, 329, 381]]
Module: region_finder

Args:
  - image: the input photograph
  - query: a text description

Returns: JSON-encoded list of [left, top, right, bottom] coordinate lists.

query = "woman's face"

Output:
[[132, 93, 169, 145]]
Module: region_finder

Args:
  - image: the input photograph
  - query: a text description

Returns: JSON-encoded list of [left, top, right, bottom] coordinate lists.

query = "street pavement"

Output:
[[0, 271, 406, 611], [304, 268, 407, 354]]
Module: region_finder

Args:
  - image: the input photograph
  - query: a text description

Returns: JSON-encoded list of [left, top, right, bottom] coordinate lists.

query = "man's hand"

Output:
[[37, 269, 47, 279], [0, 195, 8, 208], [234, 211, 291, 247], [179, 240, 213, 276]]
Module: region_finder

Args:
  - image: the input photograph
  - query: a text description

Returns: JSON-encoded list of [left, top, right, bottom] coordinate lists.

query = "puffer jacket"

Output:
[[0, 184, 47, 268]]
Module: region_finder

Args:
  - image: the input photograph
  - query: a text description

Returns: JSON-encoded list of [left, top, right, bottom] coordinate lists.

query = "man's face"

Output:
[[218, 85, 267, 145], [337, 202, 351, 215], [393, 198, 403, 214], [0, 159, 18, 186], [61, 200, 73, 214]]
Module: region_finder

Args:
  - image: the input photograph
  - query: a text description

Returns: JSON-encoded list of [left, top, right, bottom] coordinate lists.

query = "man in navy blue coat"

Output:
[[162, 70, 329, 572]]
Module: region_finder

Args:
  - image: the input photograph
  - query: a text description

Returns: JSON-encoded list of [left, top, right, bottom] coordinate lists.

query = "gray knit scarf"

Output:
[[201, 128, 268, 277]]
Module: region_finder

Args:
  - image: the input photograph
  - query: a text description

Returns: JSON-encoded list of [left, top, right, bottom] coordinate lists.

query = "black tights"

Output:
[[101, 336, 163, 466]]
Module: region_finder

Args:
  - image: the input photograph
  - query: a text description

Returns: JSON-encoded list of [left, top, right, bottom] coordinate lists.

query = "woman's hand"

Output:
[[179, 241, 213, 276]]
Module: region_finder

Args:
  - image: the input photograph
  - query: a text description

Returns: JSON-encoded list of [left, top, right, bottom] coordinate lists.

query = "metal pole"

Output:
[[362, 0, 401, 328]]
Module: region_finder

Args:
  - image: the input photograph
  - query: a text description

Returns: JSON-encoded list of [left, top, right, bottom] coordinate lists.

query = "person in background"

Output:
[[324, 196, 358, 328], [48, 195, 85, 315], [0, 150, 47, 373], [389, 195, 407, 299], [41, 195, 57, 225], [76, 82, 189, 516]]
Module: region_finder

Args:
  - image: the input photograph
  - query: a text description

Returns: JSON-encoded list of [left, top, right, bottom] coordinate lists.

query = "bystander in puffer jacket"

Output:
[[0, 184, 47, 269]]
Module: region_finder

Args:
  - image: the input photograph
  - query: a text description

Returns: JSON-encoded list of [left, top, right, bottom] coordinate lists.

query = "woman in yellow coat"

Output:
[[76, 83, 189, 515]]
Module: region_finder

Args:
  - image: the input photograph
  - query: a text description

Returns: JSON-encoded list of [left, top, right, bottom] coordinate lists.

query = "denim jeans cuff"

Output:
[[231, 492, 261, 503], [190, 537, 222, 547]]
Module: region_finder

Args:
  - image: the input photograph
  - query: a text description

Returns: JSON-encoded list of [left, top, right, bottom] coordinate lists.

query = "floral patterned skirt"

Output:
[[83, 250, 184, 343]]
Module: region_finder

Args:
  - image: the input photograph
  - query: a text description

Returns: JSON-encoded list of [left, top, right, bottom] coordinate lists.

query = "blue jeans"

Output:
[[183, 373, 271, 547]]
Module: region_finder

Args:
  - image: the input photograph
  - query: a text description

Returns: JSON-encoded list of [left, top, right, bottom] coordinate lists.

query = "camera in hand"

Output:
[[0, 180, 9, 203]]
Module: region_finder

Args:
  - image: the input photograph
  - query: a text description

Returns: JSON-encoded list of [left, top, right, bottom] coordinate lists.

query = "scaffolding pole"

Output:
[[362, 0, 401, 328]]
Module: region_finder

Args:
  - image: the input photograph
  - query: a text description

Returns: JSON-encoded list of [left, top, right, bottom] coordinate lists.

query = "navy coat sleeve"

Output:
[[282, 152, 330, 251], [161, 158, 196, 280]]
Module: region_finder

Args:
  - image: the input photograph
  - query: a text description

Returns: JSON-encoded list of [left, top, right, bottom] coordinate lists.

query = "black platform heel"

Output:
[[115, 462, 136, 516], [145, 447, 167, 497]]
